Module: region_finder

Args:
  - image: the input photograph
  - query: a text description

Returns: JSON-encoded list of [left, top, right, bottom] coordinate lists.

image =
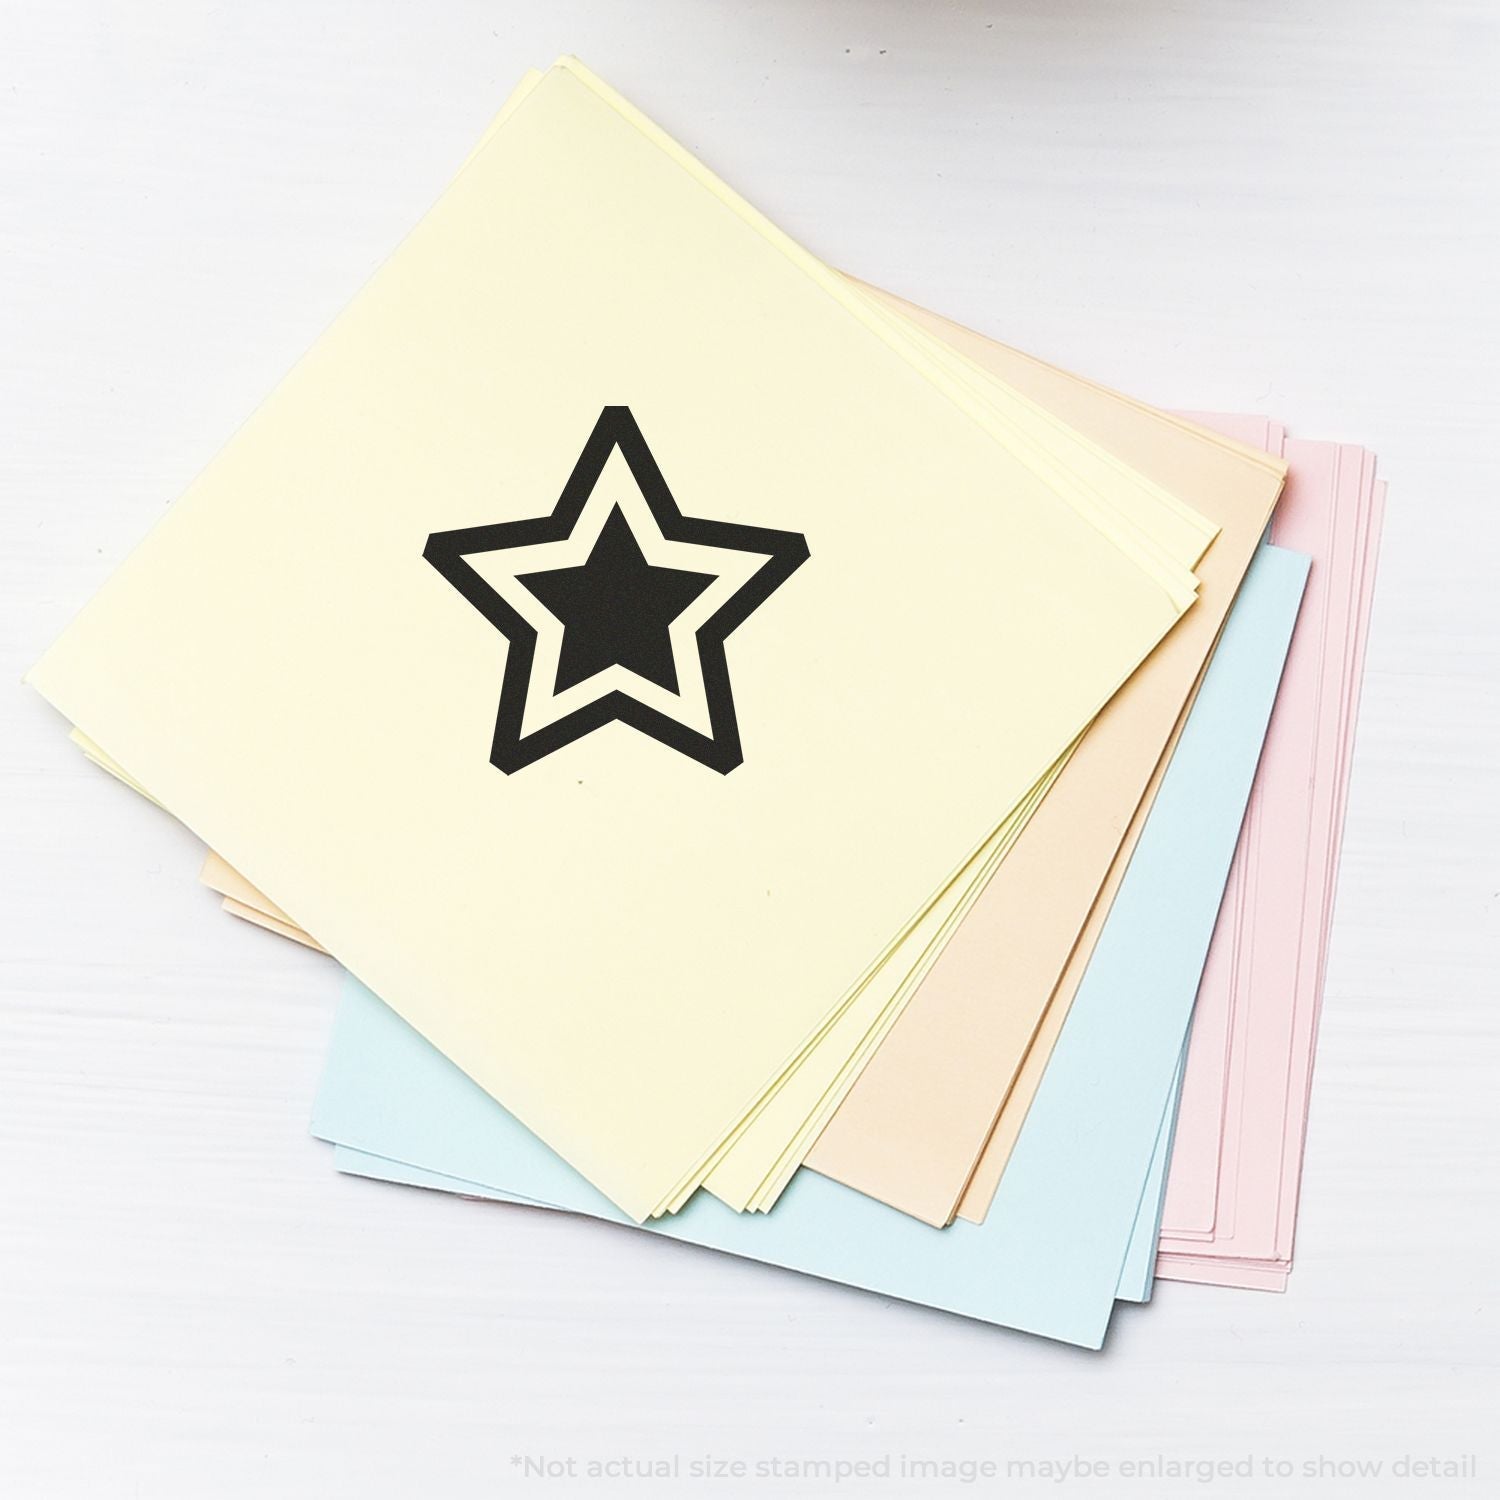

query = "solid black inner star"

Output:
[[517, 506, 717, 695]]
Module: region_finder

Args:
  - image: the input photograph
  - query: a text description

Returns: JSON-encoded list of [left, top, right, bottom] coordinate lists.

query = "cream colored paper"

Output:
[[29, 62, 1201, 1220]]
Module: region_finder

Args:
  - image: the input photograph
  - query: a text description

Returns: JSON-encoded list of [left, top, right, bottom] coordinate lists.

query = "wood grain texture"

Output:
[[1, 3, 1495, 1496]]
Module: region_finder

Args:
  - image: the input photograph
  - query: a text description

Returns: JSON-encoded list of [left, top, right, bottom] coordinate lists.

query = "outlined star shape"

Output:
[[423, 406, 810, 774]]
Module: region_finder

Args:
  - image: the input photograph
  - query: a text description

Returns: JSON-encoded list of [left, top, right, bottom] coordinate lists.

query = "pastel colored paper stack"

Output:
[[32, 60, 1384, 1348]]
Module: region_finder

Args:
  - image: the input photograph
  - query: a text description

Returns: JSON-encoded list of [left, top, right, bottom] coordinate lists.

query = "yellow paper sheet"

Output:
[[31, 61, 1202, 1220], [72, 264, 1268, 1224], [259, 66, 1223, 1213]]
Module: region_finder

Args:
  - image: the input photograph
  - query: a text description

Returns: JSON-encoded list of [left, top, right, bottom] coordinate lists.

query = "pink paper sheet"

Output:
[[1154, 435, 1385, 1286]]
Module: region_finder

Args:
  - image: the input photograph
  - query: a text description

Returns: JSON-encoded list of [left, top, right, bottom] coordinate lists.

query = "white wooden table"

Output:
[[3, 3, 1495, 1495]]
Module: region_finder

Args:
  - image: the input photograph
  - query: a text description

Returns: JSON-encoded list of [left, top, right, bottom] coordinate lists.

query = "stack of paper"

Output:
[[32, 59, 1383, 1348]]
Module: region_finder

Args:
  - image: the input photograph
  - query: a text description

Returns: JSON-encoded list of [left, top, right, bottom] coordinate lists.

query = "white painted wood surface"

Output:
[[2, 3, 1495, 1495]]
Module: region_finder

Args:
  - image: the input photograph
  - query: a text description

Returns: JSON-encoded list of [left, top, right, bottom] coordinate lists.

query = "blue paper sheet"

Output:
[[312, 542, 1309, 1347]]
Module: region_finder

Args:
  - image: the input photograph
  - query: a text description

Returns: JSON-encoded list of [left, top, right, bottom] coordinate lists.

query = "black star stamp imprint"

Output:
[[423, 407, 810, 773]]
